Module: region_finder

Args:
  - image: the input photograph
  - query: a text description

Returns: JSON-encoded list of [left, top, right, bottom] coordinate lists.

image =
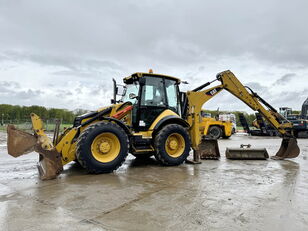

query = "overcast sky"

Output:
[[0, 0, 307, 112]]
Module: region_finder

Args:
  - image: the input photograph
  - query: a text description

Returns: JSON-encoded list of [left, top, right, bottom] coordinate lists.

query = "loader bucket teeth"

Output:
[[7, 125, 37, 157], [271, 138, 300, 160]]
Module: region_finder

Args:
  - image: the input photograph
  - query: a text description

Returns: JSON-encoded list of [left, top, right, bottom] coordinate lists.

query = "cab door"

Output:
[[133, 76, 167, 131], [133, 76, 180, 131]]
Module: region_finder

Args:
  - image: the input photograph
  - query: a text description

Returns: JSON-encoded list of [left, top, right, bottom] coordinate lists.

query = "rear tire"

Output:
[[154, 124, 190, 166], [76, 122, 129, 174], [208, 126, 222, 139]]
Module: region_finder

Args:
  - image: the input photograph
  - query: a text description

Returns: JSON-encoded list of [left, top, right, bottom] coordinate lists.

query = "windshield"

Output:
[[121, 82, 139, 104]]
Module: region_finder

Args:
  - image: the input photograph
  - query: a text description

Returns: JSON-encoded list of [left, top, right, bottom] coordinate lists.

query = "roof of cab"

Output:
[[123, 72, 181, 84]]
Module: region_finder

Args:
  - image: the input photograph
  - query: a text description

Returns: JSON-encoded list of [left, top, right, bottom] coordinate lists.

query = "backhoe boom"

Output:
[[186, 70, 299, 159], [216, 70, 291, 136]]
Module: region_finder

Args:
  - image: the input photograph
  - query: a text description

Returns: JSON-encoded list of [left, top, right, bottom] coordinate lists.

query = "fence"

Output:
[[0, 118, 72, 132]]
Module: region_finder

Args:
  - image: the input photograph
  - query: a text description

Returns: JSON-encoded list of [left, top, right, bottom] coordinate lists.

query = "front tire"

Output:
[[76, 122, 129, 174], [154, 124, 190, 166]]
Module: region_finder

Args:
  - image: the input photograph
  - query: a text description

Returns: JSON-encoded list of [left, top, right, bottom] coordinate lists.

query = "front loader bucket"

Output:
[[7, 124, 63, 180], [271, 138, 300, 160], [7, 125, 37, 157]]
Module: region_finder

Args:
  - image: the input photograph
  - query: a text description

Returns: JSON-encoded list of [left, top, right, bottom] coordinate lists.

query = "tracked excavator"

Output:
[[7, 70, 300, 180]]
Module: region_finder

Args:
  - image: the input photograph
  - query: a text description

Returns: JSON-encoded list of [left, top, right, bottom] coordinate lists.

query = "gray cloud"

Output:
[[273, 73, 297, 85], [0, 0, 307, 111], [0, 82, 42, 104], [245, 82, 268, 93], [0, 81, 20, 89], [1, 0, 308, 66], [271, 88, 308, 108], [16, 89, 42, 99], [0, 51, 123, 76]]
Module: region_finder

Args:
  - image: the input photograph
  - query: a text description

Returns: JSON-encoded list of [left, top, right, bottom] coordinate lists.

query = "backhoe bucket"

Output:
[[7, 125, 37, 157], [271, 138, 300, 160], [7, 124, 63, 180], [197, 137, 220, 160]]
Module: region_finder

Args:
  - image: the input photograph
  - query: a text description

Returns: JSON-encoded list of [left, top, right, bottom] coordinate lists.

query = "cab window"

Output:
[[165, 79, 179, 113], [140, 77, 166, 106]]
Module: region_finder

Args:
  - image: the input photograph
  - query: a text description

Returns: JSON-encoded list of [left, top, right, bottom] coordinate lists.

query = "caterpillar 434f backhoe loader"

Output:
[[7, 70, 300, 180]]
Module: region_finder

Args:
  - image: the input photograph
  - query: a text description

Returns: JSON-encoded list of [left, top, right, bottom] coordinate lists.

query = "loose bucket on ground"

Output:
[[226, 144, 269, 160]]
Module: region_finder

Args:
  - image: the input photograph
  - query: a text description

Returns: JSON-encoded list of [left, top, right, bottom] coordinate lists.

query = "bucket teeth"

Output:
[[271, 137, 300, 160]]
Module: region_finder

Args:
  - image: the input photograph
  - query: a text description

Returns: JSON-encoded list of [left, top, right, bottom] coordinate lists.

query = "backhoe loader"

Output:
[[199, 111, 233, 139], [7, 70, 300, 180]]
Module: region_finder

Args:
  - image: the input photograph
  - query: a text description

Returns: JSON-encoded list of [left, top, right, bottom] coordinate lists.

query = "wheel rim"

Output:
[[210, 128, 220, 138], [165, 133, 185, 158], [91, 132, 120, 163]]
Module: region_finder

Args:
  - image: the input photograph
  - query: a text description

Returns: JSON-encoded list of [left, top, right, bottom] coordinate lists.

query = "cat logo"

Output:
[[205, 87, 222, 96]]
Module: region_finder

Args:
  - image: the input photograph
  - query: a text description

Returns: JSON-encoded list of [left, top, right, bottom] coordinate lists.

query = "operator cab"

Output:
[[115, 71, 182, 131], [279, 107, 293, 119]]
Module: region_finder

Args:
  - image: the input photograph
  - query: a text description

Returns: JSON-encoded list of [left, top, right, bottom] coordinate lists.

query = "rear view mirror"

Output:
[[129, 93, 138, 99]]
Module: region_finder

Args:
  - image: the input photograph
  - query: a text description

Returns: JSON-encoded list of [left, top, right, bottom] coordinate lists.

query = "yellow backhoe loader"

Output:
[[199, 111, 233, 139], [7, 70, 300, 180]]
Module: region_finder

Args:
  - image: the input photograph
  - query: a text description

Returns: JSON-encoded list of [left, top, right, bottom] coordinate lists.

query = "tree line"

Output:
[[0, 104, 257, 127], [0, 104, 88, 124]]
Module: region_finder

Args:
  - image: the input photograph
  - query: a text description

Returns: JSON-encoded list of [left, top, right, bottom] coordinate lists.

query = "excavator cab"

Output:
[[279, 107, 293, 119]]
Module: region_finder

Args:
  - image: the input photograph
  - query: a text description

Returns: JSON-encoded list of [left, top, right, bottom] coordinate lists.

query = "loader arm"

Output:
[[186, 70, 299, 159]]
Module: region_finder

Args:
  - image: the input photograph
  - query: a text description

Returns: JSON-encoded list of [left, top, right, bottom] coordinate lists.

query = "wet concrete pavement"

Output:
[[0, 132, 308, 231]]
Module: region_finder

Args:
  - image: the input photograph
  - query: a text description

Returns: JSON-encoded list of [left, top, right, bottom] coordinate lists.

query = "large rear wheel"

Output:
[[154, 124, 190, 165], [76, 122, 129, 173]]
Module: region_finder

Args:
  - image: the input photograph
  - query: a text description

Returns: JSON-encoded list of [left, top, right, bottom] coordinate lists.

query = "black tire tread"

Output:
[[154, 124, 190, 166], [208, 126, 222, 139], [76, 122, 129, 174]]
